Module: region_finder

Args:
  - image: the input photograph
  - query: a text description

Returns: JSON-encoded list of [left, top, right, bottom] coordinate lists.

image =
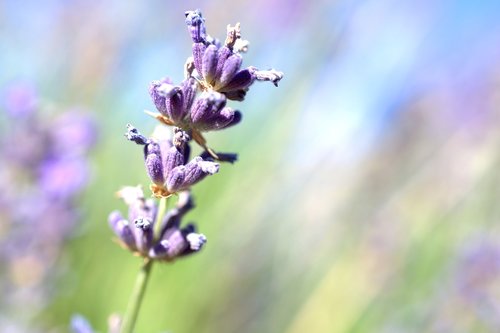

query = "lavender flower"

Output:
[[109, 187, 206, 261], [148, 77, 197, 127], [104, 10, 282, 333], [146, 9, 283, 161], [126, 125, 219, 198], [185, 9, 283, 101]]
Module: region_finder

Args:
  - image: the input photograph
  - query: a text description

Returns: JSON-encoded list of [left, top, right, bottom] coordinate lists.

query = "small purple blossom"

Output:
[[126, 125, 219, 197], [185, 9, 283, 101], [109, 188, 206, 261], [190, 90, 242, 131], [148, 77, 197, 126]]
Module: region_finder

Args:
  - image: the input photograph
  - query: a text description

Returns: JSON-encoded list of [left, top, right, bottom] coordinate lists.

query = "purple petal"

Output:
[[148, 239, 170, 259], [144, 141, 165, 186], [134, 217, 153, 253], [190, 91, 226, 124], [204, 107, 239, 131], [222, 89, 248, 101], [185, 9, 206, 43], [214, 46, 233, 83], [181, 77, 197, 112], [202, 44, 218, 85], [149, 78, 172, 116], [181, 156, 219, 188], [127, 199, 157, 229], [165, 166, 186, 193], [163, 145, 185, 181], [192, 43, 206, 76], [219, 68, 255, 92], [216, 54, 243, 90], [108, 214, 137, 250], [108, 210, 124, 229], [165, 90, 185, 123], [165, 229, 189, 258]]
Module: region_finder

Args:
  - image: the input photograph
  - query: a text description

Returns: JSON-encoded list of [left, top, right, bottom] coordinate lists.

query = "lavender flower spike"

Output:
[[126, 125, 219, 197], [149, 77, 197, 126], [108, 190, 206, 261], [186, 9, 284, 101]]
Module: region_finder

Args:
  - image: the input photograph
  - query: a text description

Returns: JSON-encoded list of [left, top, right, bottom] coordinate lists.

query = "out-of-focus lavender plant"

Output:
[[0, 82, 97, 331], [82, 9, 283, 333], [429, 238, 500, 332]]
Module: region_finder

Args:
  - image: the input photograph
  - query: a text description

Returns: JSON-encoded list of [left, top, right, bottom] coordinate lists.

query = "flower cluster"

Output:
[[145, 9, 283, 159], [92, 9, 283, 333], [109, 8, 282, 267], [0, 82, 96, 328], [109, 187, 206, 261]]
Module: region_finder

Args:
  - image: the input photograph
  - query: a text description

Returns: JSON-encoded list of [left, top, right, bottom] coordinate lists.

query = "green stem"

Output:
[[120, 196, 168, 333], [120, 259, 153, 333]]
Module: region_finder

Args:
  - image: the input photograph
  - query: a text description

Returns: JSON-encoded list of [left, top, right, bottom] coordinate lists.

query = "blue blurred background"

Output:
[[1, 0, 500, 332]]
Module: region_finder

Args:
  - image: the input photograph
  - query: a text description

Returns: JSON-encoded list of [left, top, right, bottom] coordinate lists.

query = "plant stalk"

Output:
[[120, 259, 153, 333], [120, 196, 168, 333]]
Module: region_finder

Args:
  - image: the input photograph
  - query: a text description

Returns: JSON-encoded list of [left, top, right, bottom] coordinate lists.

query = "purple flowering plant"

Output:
[[0, 82, 97, 331], [73, 9, 283, 333]]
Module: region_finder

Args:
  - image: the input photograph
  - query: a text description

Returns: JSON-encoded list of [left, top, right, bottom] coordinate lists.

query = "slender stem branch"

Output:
[[120, 196, 168, 333], [120, 259, 153, 333]]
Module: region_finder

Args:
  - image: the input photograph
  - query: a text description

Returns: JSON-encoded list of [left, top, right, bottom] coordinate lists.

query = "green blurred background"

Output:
[[2, 0, 500, 332]]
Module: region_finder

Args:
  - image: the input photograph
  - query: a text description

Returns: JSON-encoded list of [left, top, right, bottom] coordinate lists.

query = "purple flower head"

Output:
[[190, 91, 242, 131], [125, 125, 219, 197], [185, 9, 284, 101], [148, 77, 197, 126], [109, 188, 206, 261]]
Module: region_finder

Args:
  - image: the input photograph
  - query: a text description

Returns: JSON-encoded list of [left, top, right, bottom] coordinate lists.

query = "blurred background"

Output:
[[1, 0, 500, 332]]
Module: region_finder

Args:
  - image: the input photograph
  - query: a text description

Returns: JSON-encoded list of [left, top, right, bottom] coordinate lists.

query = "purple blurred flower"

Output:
[[38, 157, 89, 198], [109, 188, 206, 261], [0, 84, 97, 325], [3, 81, 38, 117], [52, 110, 97, 155], [71, 314, 94, 333]]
